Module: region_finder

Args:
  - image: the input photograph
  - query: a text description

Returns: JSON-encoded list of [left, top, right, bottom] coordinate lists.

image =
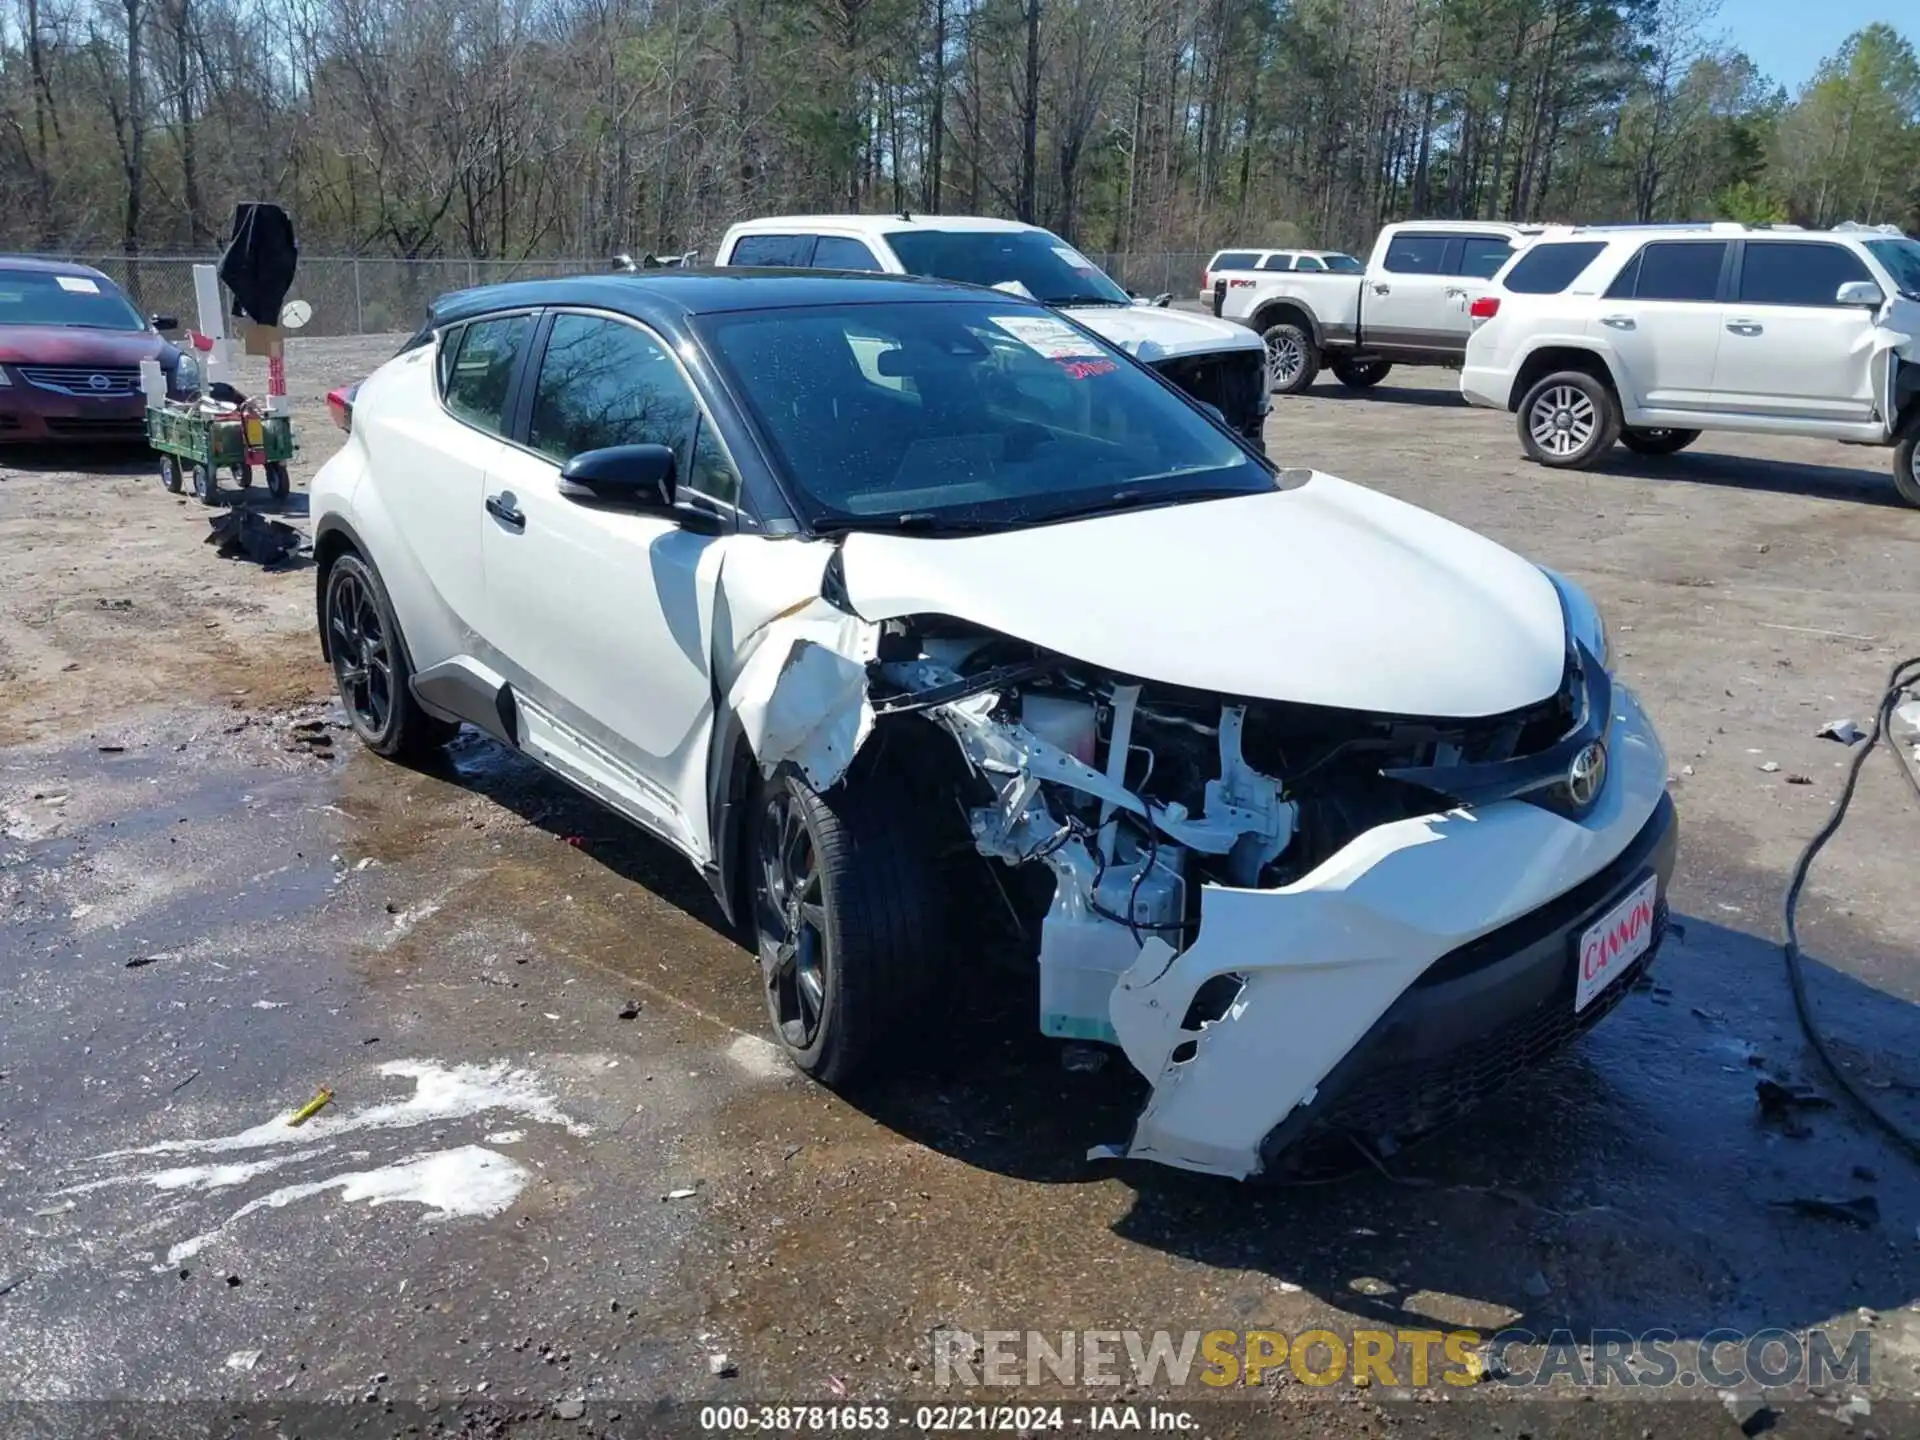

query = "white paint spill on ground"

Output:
[[726, 1034, 792, 1080], [56, 1148, 328, 1198], [99, 1058, 592, 1161], [166, 1146, 529, 1266], [485, 1130, 525, 1145]]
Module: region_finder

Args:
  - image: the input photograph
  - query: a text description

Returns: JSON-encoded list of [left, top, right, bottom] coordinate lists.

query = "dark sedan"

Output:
[[0, 259, 195, 442]]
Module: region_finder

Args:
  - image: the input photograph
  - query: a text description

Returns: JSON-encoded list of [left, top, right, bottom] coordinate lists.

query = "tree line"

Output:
[[0, 0, 1914, 264]]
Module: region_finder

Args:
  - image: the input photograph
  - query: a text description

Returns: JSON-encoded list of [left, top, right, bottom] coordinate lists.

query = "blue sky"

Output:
[[1731, 0, 1916, 94]]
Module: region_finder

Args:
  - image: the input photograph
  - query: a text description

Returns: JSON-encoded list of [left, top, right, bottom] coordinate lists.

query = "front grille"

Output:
[[43, 416, 146, 438], [18, 364, 142, 396], [1154, 350, 1266, 442]]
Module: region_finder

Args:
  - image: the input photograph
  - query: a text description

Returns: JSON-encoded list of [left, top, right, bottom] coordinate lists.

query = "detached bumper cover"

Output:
[[1109, 683, 1672, 1179]]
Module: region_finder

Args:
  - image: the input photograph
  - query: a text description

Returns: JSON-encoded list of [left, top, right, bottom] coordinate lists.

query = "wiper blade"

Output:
[[1035, 484, 1263, 523], [814, 511, 1011, 537], [1046, 295, 1128, 308]]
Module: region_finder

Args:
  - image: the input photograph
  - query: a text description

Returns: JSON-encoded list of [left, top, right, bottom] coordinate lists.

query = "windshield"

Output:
[[1865, 239, 1920, 300], [884, 229, 1132, 306], [1323, 253, 1363, 273], [699, 300, 1270, 532], [0, 270, 145, 331]]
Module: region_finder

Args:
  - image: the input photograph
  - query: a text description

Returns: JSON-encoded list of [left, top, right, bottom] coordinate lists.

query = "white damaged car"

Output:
[[312, 270, 1677, 1181]]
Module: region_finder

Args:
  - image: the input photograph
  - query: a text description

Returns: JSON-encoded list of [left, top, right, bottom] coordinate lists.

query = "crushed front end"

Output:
[[737, 567, 1674, 1181]]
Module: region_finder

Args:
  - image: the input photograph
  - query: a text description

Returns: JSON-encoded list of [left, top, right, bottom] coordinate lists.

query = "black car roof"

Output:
[[426, 267, 1011, 329]]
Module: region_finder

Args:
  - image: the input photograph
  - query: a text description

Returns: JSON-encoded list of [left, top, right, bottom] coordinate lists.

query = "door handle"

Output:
[[485, 494, 525, 530], [1600, 314, 1636, 330], [1726, 320, 1764, 336], [1371, 283, 1391, 295], [1444, 286, 1467, 298]]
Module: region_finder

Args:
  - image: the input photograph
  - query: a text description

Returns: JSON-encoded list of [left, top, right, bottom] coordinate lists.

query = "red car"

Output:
[[0, 258, 194, 442]]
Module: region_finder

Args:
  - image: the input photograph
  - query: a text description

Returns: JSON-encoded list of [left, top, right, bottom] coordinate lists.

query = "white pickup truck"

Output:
[[1213, 220, 1541, 394], [716, 214, 1271, 451]]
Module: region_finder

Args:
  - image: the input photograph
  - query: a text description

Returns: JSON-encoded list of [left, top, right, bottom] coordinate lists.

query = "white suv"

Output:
[[1462, 224, 1920, 501]]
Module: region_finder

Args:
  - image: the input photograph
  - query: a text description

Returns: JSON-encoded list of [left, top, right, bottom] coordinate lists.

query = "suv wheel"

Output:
[[752, 770, 936, 1086], [1330, 358, 1393, 390], [1620, 427, 1700, 456], [322, 551, 458, 761], [1518, 371, 1620, 469], [1895, 430, 1920, 509], [1261, 323, 1319, 395]]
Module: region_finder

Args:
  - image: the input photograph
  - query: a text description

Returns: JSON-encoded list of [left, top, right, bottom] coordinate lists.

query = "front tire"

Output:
[[1261, 323, 1320, 395], [1895, 429, 1920, 509], [322, 551, 458, 762], [752, 769, 937, 1087], [265, 462, 291, 502], [159, 454, 183, 493], [1330, 357, 1393, 390], [1620, 427, 1700, 456], [1517, 370, 1621, 470], [191, 462, 218, 505]]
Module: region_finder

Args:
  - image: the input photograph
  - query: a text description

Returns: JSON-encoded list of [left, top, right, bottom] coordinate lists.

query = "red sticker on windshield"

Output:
[[1057, 358, 1118, 380]]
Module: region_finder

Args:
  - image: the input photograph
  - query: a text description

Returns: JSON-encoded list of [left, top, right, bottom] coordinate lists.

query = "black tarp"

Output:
[[218, 202, 299, 326]]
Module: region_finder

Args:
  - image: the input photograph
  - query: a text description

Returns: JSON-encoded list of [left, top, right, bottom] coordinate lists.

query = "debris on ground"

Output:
[[553, 1398, 585, 1420], [1767, 1194, 1879, 1227], [826, 1375, 849, 1397], [286, 1087, 334, 1127], [1759, 761, 1781, 773], [1060, 1042, 1108, 1074], [224, 1349, 263, 1372], [664, 1187, 697, 1201], [1720, 1394, 1777, 1437], [1786, 773, 1813, 785], [205, 508, 301, 566], [617, 1003, 641, 1020], [707, 1353, 737, 1378], [1757, 1079, 1836, 1117], [125, 954, 168, 969], [1818, 718, 1867, 745], [1893, 700, 1920, 743], [0, 1272, 28, 1297]]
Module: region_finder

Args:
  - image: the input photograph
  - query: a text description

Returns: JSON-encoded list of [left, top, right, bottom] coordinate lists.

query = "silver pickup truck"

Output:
[[1213, 220, 1540, 394]]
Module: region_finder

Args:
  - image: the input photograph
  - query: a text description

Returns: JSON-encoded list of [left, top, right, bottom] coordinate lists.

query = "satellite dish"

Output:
[[280, 299, 313, 330]]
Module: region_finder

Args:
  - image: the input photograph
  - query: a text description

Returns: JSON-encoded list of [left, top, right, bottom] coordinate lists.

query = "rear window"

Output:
[[1210, 252, 1261, 272], [1456, 236, 1516, 278], [1502, 241, 1607, 294], [1258, 255, 1295, 270], [442, 314, 530, 435], [812, 236, 883, 272], [1324, 254, 1363, 273], [1383, 234, 1450, 275], [1607, 241, 1725, 302], [729, 234, 814, 267]]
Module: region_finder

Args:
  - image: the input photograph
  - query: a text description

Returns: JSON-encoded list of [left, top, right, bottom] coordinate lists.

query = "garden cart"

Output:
[[148, 395, 296, 507]]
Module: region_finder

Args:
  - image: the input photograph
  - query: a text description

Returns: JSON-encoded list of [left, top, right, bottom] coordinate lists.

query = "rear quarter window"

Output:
[[1211, 252, 1261, 271], [1502, 241, 1607, 294], [728, 234, 815, 267]]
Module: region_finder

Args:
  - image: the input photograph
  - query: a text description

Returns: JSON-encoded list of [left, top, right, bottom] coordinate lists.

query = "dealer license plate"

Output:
[[1574, 873, 1659, 1013]]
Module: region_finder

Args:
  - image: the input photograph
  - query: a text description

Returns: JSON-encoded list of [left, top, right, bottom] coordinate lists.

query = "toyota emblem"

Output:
[[1567, 740, 1608, 810], [87, 373, 110, 391]]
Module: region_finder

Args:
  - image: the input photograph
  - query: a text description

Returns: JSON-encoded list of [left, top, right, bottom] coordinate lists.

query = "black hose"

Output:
[[1781, 654, 1920, 1164]]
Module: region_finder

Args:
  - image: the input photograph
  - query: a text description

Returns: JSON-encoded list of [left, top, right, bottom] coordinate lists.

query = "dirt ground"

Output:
[[5, 338, 1920, 1438]]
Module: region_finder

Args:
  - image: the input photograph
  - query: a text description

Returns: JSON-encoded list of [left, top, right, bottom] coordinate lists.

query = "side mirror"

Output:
[[151, 313, 179, 331], [559, 443, 677, 510], [1152, 292, 1172, 307], [1836, 280, 1884, 308]]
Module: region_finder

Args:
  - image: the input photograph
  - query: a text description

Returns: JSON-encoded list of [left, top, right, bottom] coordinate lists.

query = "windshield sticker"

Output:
[[55, 275, 102, 294], [1051, 245, 1098, 273], [991, 314, 1105, 360], [1059, 358, 1118, 380]]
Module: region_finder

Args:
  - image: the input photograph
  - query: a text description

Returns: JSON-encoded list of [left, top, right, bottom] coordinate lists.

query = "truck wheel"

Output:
[[1330, 358, 1393, 390], [1895, 431, 1920, 509], [752, 769, 937, 1087], [1261, 323, 1319, 395], [1619, 427, 1699, 456], [1517, 371, 1620, 470]]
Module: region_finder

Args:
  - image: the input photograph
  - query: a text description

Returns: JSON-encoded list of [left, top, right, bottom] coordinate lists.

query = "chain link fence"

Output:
[[63, 252, 1215, 337]]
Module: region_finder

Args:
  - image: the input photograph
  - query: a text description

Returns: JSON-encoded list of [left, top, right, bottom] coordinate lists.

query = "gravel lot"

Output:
[[4, 337, 1920, 1437]]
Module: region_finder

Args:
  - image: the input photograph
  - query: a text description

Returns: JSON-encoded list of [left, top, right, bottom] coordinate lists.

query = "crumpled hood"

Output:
[[0, 324, 177, 368], [1062, 304, 1263, 364], [837, 475, 1569, 718]]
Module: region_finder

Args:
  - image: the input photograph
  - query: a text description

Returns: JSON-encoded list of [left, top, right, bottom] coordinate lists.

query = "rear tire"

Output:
[[1517, 370, 1620, 470], [1330, 357, 1393, 390], [752, 768, 937, 1087], [322, 551, 458, 762], [1261, 323, 1320, 395], [191, 462, 218, 505], [1620, 427, 1700, 456], [236, 464, 254, 490], [159, 454, 183, 493], [265, 461, 290, 502], [1895, 430, 1920, 509]]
